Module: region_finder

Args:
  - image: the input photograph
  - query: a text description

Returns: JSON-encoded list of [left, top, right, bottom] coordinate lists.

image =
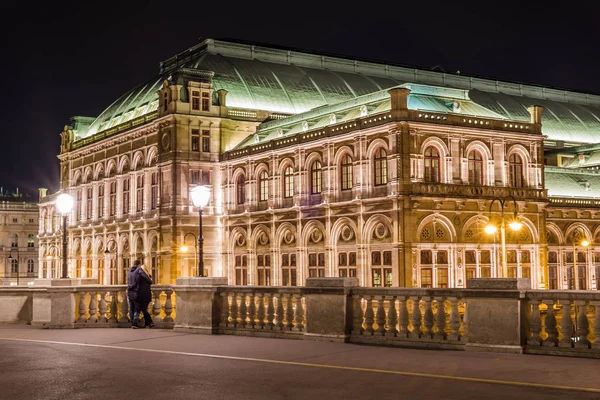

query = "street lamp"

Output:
[[181, 232, 198, 276], [56, 193, 74, 279], [104, 238, 118, 285], [8, 248, 20, 286], [484, 195, 522, 278], [189, 185, 211, 277]]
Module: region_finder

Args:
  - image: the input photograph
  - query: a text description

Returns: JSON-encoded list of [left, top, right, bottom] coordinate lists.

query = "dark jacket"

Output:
[[127, 266, 139, 298], [135, 267, 153, 304]]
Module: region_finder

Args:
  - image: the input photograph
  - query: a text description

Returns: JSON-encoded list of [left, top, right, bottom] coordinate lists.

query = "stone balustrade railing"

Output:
[[1, 278, 600, 359]]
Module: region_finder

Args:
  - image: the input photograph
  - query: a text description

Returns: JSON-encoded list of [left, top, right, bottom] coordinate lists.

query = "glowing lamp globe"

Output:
[[181, 245, 189, 253], [56, 193, 74, 215], [581, 239, 590, 247], [484, 224, 497, 235], [508, 220, 523, 231], [190, 185, 211, 208]]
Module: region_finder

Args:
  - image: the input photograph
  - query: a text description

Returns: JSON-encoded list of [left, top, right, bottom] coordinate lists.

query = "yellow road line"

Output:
[[1, 337, 599, 394]]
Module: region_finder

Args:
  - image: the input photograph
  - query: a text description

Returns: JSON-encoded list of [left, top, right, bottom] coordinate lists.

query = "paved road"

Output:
[[0, 324, 599, 400]]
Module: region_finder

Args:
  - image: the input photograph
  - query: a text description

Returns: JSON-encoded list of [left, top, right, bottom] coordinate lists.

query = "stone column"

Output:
[[464, 278, 530, 353], [173, 277, 227, 334], [303, 277, 358, 342]]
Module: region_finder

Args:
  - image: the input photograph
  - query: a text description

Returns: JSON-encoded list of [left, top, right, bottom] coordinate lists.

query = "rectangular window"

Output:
[[191, 129, 200, 151], [282, 252, 297, 286], [257, 254, 271, 286], [136, 175, 144, 212], [109, 181, 116, 216], [97, 184, 104, 218], [202, 92, 209, 111], [308, 252, 325, 278], [234, 255, 248, 285], [202, 130, 210, 152], [122, 178, 130, 215], [76, 190, 82, 221], [151, 172, 158, 210], [421, 268, 432, 288], [437, 268, 448, 288], [86, 187, 93, 220], [191, 91, 200, 111], [338, 251, 357, 278], [191, 169, 200, 184], [12, 218, 17, 223]]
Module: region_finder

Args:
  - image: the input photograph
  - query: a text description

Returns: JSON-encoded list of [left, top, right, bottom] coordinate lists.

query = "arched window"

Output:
[[27, 259, 34, 273], [341, 154, 353, 190], [468, 150, 483, 185], [11, 234, 18, 248], [27, 234, 34, 248], [424, 146, 440, 183], [374, 148, 388, 186], [10, 259, 18, 274], [310, 161, 322, 194], [259, 171, 269, 202], [236, 175, 245, 205], [509, 153, 524, 187], [284, 166, 294, 198]]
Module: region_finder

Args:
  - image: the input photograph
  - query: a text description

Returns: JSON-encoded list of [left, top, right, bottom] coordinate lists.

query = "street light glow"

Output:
[[508, 220, 523, 231], [56, 193, 74, 214], [484, 224, 497, 235], [181, 245, 189, 253], [190, 185, 211, 208]]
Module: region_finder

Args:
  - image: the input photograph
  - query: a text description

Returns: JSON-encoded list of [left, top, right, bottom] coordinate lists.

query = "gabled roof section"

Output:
[[76, 38, 600, 145]]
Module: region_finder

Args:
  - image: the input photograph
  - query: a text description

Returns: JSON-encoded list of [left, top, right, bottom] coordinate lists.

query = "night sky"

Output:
[[1, 2, 599, 196]]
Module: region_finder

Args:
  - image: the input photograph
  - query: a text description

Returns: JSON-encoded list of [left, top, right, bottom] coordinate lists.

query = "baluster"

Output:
[[285, 294, 294, 331], [248, 293, 256, 329], [152, 290, 162, 322], [220, 293, 230, 328], [410, 296, 422, 339], [88, 292, 98, 323], [164, 290, 174, 322], [98, 292, 108, 323], [592, 300, 600, 349], [274, 293, 284, 330], [386, 296, 398, 337], [375, 296, 386, 335], [256, 293, 265, 329], [559, 301, 574, 348], [398, 296, 409, 338], [364, 296, 375, 334], [108, 290, 118, 323], [351, 295, 364, 336], [448, 297, 460, 341], [543, 300, 558, 347], [77, 291, 87, 323], [434, 297, 447, 340], [239, 293, 248, 328], [575, 300, 590, 348], [527, 299, 542, 346], [230, 293, 239, 328], [119, 291, 130, 323], [461, 300, 468, 340], [293, 294, 304, 332], [266, 293, 275, 330], [423, 297, 434, 338]]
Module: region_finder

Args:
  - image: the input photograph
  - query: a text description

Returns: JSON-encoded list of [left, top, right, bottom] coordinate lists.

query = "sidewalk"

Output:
[[0, 324, 598, 400]]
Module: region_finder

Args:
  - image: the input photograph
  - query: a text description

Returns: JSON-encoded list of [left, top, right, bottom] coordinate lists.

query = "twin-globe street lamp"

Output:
[[189, 185, 211, 277], [56, 193, 74, 279], [484, 195, 523, 278]]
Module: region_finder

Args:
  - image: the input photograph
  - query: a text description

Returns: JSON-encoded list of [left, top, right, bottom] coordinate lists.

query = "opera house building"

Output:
[[37, 38, 600, 291]]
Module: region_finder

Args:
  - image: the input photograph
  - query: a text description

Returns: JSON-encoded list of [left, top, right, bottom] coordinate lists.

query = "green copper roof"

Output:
[[545, 167, 600, 198], [77, 38, 600, 145]]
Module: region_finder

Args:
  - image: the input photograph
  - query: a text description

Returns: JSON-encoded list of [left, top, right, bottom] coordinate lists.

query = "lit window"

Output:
[[341, 154, 353, 190], [236, 175, 245, 205], [284, 166, 294, 198], [259, 171, 269, 202], [310, 161, 322, 194], [374, 148, 387, 186], [424, 146, 440, 183], [468, 150, 483, 185], [509, 153, 524, 187]]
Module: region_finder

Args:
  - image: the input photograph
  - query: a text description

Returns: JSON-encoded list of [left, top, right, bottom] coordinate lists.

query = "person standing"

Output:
[[126, 260, 141, 328], [132, 262, 154, 329]]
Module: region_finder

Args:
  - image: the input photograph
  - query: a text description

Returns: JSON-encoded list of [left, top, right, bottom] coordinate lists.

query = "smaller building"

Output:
[[0, 187, 41, 285]]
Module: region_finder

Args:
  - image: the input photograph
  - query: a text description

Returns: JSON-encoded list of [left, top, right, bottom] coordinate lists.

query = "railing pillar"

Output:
[[303, 277, 358, 342], [173, 277, 227, 334], [465, 278, 531, 354]]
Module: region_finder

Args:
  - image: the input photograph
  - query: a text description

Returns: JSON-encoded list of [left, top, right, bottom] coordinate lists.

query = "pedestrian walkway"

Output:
[[0, 324, 598, 400]]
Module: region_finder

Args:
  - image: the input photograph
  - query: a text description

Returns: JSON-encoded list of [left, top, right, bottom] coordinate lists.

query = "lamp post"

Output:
[[56, 193, 74, 279], [181, 232, 198, 276], [189, 185, 211, 277], [8, 248, 19, 286], [104, 238, 118, 285], [484, 195, 522, 278], [572, 235, 589, 290]]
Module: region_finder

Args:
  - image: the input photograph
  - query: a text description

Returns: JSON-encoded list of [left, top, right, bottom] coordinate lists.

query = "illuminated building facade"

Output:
[[38, 39, 600, 289]]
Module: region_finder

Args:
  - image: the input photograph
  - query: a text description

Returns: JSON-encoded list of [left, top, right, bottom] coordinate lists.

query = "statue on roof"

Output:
[[60, 125, 74, 153]]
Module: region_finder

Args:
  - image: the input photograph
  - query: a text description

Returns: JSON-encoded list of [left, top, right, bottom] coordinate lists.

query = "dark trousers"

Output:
[[133, 300, 153, 327], [127, 295, 136, 326]]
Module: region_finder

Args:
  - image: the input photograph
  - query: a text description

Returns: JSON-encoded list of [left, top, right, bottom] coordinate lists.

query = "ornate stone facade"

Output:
[[37, 38, 600, 290]]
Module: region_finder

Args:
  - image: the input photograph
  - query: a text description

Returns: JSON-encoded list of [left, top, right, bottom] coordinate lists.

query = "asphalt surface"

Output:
[[0, 324, 599, 400]]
